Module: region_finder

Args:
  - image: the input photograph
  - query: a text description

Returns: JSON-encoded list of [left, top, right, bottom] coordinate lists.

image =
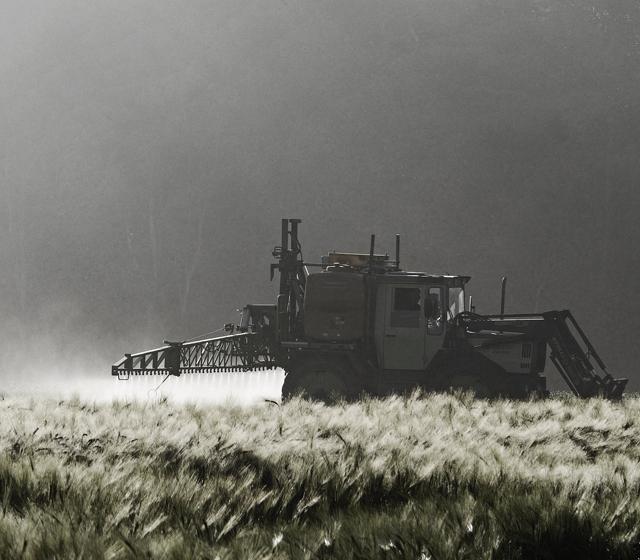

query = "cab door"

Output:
[[383, 285, 425, 370], [423, 285, 446, 366]]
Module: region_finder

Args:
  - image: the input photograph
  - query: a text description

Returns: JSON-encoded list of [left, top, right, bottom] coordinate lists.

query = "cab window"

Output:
[[391, 287, 421, 327], [394, 287, 421, 311], [425, 287, 443, 334], [448, 287, 465, 319]]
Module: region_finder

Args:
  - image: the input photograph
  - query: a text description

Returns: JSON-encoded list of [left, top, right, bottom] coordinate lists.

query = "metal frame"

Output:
[[111, 332, 278, 378]]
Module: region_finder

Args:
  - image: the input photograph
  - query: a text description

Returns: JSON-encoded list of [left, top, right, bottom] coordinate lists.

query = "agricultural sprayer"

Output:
[[112, 219, 627, 399]]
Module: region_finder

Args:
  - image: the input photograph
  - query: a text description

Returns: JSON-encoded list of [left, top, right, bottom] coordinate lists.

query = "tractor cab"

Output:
[[374, 274, 470, 371]]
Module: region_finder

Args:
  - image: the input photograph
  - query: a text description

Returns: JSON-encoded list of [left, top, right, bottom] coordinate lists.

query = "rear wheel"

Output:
[[447, 373, 492, 398], [282, 358, 351, 402]]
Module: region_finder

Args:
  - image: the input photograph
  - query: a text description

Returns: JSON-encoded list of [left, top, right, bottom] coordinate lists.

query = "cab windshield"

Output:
[[448, 287, 465, 319]]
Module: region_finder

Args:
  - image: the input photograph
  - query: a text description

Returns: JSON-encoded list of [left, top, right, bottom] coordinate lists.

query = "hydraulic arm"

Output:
[[461, 310, 627, 399]]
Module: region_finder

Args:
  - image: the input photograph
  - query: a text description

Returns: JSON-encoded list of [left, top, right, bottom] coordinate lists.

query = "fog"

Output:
[[4, 369, 285, 405], [2, 0, 639, 394]]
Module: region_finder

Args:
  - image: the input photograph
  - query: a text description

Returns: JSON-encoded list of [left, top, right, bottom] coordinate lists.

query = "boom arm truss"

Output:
[[111, 332, 278, 379]]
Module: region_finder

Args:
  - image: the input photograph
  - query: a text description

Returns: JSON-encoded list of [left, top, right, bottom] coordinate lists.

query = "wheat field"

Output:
[[1, 390, 639, 559]]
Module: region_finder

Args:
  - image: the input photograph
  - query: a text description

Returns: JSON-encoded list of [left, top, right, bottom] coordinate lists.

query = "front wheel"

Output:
[[282, 359, 351, 403]]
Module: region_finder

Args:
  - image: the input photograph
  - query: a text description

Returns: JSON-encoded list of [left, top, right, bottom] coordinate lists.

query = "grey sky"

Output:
[[2, 0, 639, 387]]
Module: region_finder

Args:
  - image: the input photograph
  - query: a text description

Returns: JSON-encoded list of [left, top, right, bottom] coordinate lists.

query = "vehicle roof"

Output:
[[377, 272, 471, 286], [315, 266, 471, 286]]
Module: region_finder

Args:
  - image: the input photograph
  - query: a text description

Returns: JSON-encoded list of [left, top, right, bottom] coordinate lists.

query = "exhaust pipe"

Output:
[[500, 276, 507, 318]]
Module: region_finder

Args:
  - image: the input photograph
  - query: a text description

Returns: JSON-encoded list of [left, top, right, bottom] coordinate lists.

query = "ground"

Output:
[[1, 390, 639, 559]]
